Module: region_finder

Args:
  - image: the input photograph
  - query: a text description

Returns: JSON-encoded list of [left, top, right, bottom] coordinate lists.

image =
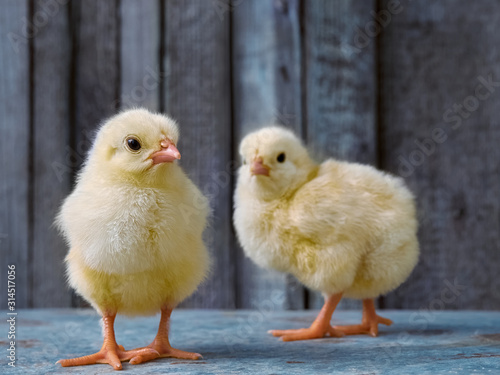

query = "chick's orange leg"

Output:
[[57, 313, 158, 370], [129, 306, 202, 365], [334, 299, 393, 337], [269, 293, 345, 342]]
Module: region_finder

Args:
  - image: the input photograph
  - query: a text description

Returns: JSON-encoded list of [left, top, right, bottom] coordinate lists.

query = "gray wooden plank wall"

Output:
[[32, 0, 72, 308], [1, 0, 30, 309], [379, 0, 500, 310], [1, 0, 499, 311]]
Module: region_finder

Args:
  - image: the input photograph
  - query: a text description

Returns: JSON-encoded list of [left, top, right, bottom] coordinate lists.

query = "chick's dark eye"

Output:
[[277, 152, 286, 163], [126, 137, 141, 151]]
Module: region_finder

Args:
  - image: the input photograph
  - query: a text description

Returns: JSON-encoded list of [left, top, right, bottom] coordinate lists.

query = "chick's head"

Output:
[[88, 108, 181, 182], [238, 127, 316, 200]]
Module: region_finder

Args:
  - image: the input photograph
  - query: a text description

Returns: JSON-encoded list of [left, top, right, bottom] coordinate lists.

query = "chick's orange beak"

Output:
[[151, 139, 181, 164], [250, 157, 270, 176]]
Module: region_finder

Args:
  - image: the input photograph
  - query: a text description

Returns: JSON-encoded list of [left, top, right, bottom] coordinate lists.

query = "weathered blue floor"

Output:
[[1, 309, 499, 374]]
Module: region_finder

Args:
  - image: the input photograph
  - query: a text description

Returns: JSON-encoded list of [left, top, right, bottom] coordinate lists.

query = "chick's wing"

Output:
[[288, 161, 352, 241]]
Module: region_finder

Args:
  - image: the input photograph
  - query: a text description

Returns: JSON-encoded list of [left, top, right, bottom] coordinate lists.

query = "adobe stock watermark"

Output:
[[223, 289, 285, 353], [273, 106, 296, 127], [364, 278, 466, 370], [6, 265, 17, 368], [178, 160, 239, 227], [51, 128, 95, 183], [111, 66, 170, 111], [52, 66, 169, 181], [492, 279, 500, 301], [408, 278, 466, 329], [32, 309, 98, 361], [211, 0, 244, 22], [178, 108, 297, 226], [398, 73, 500, 177], [8, 0, 69, 54], [341, 0, 403, 58]]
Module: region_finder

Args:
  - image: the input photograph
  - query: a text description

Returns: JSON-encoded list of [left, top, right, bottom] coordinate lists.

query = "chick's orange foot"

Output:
[[57, 314, 159, 370], [129, 340, 202, 364], [128, 306, 202, 364], [269, 325, 344, 342], [334, 316, 392, 337], [334, 299, 393, 337], [57, 344, 159, 370], [269, 293, 345, 342]]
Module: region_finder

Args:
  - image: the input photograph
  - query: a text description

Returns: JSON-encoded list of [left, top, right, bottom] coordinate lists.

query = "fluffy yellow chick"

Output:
[[56, 109, 210, 369], [234, 127, 419, 341]]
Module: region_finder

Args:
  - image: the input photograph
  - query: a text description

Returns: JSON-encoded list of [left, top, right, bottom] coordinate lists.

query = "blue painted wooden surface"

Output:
[[1, 309, 499, 374]]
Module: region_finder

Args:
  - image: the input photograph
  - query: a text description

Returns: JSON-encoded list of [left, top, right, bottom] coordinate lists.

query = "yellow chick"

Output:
[[234, 127, 419, 341], [56, 109, 210, 369]]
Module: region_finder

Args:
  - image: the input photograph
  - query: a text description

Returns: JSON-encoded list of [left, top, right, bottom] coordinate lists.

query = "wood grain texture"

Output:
[[0, 0, 30, 309], [31, 0, 72, 307], [379, 0, 500, 309], [70, 0, 120, 306], [10, 309, 500, 374], [304, 0, 377, 310], [163, 0, 234, 308], [232, 0, 305, 309], [120, 0, 160, 111], [304, 0, 377, 164], [72, 0, 120, 162]]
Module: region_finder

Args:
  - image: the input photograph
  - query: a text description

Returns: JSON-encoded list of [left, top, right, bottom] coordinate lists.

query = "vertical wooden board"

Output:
[[31, 0, 72, 307], [71, 0, 120, 306], [380, 0, 500, 309], [163, 0, 234, 308], [305, 0, 377, 165], [72, 0, 120, 160], [304, 0, 377, 310], [120, 0, 160, 111], [232, 0, 305, 309], [0, 0, 30, 309]]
